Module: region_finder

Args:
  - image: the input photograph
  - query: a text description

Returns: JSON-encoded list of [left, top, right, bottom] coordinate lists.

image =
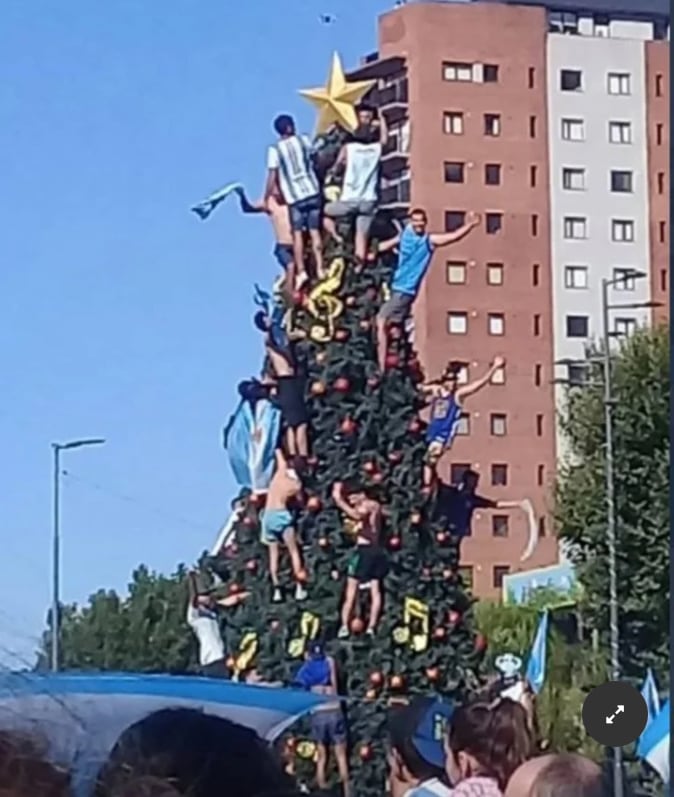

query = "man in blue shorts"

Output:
[[376, 208, 480, 371], [265, 114, 325, 287]]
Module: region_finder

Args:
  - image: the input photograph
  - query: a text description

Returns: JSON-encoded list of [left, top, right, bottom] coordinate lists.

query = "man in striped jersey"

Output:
[[265, 115, 325, 290]]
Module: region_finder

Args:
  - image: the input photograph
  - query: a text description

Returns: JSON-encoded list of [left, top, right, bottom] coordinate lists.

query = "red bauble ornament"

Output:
[[359, 743, 373, 761], [410, 511, 422, 525], [388, 450, 403, 464], [436, 531, 448, 544], [365, 688, 377, 700], [474, 633, 488, 653], [292, 290, 305, 307], [442, 568, 454, 580], [421, 567, 432, 578], [389, 674, 405, 690], [335, 328, 349, 342], [310, 381, 327, 397], [366, 375, 379, 388], [318, 536, 330, 548], [433, 626, 447, 641], [388, 535, 402, 551], [385, 353, 400, 369], [270, 619, 281, 631], [388, 325, 402, 340], [340, 417, 357, 435], [363, 461, 377, 474], [409, 419, 421, 434], [228, 582, 242, 594], [350, 617, 365, 635], [345, 295, 356, 307], [245, 558, 258, 573], [371, 472, 384, 484], [448, 610, 461, 625], [369, 671, 384, 687], [306, 495, 322, 513], [333, 377, 351, 393], [360, 319, 372, 332], [315, 351, 327, 365], [425, 667, 440, 682]]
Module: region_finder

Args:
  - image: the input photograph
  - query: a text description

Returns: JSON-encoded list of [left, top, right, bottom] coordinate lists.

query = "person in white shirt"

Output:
[[323, 107, 388, 263], [186, 571, 248, 678], [264, 114, 324, 290]]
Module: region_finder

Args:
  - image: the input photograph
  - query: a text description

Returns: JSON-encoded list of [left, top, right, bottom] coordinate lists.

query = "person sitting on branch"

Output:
[[264, 114, 324, 289], [261, 449, 308, 603], [234, 187, 294, 292], [332, 481, 386, 639], [255, 310, 309, 459], [376, 208, 480, 372], [323, 105, 387, 264], [421, 357, 505, 487]]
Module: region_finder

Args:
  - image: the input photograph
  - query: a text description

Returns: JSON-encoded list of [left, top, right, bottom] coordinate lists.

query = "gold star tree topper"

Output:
[[299, 52, 376, 135]]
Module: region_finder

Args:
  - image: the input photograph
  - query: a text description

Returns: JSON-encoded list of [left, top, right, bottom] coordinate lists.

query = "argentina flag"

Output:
[[637, 699, 669, 785], [224, 381, 281, 492], [641, 668, 661, 724], [525, 610, 549, 695]]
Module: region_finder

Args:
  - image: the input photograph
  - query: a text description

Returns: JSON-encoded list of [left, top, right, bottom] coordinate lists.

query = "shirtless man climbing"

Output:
[[261, 449, 308, 603], [332, 482, 386, 639]]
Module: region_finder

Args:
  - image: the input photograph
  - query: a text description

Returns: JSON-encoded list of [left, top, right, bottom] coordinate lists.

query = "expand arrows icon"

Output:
[[606, 705, 625, 724]]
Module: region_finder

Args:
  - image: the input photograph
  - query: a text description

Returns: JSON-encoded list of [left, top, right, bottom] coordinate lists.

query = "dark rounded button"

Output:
[[582, 681, 648, 747]]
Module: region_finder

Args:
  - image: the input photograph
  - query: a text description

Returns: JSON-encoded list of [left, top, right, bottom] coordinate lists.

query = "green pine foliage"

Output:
[[211, 233, 482, 795]]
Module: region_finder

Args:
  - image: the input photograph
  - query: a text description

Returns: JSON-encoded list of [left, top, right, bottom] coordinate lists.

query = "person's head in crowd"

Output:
[[94, 708, 298, 797], [409, 208, 428, 235], [460, 468, 480, 493], [273, 114, 295, 138], [445, 698, 533, 793], [356, 102, 377, 128], [0, 730, 70, 797], [505, 754, 607, 797], [388, 697, 454, 797]]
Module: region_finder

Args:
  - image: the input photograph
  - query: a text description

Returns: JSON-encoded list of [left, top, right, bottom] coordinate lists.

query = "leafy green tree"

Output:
[[38, 566, 194, 672], [554, 326, 670, 684]]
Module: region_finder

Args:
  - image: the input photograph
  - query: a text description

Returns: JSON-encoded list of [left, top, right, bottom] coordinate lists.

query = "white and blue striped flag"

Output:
[[525, 610, 549, 695], [641, 668, 660, 725], [637, 698, 669, 785]]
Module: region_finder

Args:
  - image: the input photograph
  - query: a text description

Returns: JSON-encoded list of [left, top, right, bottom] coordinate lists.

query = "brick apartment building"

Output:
[[349, 0, 670, 597]]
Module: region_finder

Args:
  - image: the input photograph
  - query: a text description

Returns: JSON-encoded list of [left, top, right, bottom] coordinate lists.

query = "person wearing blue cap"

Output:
[[387, 696, 455, 797], [292, 641, 351, 797]]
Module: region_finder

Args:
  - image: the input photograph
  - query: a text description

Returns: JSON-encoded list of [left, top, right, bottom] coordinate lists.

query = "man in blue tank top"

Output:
[[376, 208, 480, 371]]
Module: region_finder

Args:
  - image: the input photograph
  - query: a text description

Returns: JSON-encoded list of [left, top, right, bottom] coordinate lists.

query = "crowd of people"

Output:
[[0, 700, 612, 797]]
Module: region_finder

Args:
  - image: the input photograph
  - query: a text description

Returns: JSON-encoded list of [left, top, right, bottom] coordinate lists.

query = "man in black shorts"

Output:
[[255, 310, 309, 458], [332, 482, 386, 639]]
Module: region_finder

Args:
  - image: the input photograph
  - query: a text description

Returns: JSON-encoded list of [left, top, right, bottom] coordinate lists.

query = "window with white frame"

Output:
[[609, 121, 632, 144], [446, 261, 467, 284], [564, 265, 588, 289], [487, 263, 504, 285], [561, 118, 584, 141], [549, 10, 578, 33], [611, 170, 633, 193], [564, 216, 587, 239], [443, 111, 464, 135], [447, 312, 468, 334], [443, 62, 473, 82], [614, 317, 637, 337], [488, 313, 505, 336], [560, 69, 583, 91], [613, 268, 636, 291], [562, 167, 586, 190], [566, 315, 589, 338], [611, 219, 635, 242], [608, 72, 631, 95], [490, 413, 507, 436]]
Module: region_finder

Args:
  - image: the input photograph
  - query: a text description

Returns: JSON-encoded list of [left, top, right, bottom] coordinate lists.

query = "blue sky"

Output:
[[0, 0, 394, 667]]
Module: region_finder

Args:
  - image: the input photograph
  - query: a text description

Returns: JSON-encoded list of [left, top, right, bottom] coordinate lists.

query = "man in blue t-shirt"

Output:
[[376, 207, 480, 371]]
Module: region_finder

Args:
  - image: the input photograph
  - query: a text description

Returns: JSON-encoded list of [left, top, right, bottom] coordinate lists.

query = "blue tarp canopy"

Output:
[[0, 672, 325, 795]]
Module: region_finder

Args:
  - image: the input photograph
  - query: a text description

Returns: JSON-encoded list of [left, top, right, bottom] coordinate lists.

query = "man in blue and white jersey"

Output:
[[265, 115, 324, 290]]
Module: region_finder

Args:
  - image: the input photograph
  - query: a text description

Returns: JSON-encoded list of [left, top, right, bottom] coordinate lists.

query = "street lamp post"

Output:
[[51, 438, 105, 672]]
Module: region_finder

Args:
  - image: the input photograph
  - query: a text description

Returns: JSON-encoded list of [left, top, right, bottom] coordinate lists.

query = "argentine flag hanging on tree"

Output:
[[640, 668, 660, 724], [525, 610, 549, 694], [637, 698, 669, 785]]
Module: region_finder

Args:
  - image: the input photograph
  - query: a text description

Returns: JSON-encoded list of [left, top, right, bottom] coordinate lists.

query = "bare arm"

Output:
[[377, 233, 400, 253], [237, 188, 267, 215], [275, 448, 287, 473], [495, 499, 524, 509], [429, 212, 480, 248], [456, 357, 504, 401], [331, 482, 363, 522], [328, 656, 339, 693], [263, 170, 278, 203], [330, 145, 347, 176], [378, 112, 389, 145]]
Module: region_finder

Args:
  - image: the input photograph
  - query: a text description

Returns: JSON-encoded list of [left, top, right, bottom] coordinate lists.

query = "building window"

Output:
[[533, 314, 541, 336], [661, 269, 667, 292], [564, 216, 587, 239], [450, 463, 471, 483], [537, 464, 545, 485], [485, 164, 501, 185], [445, 211, 466, 232], [614, 317, 637, 337], [535, 363, 542, 386], [538, 517, 547, 537], [532, 264, 540, 286], [447, 312, 468, 335], [531, 215, 539, 236], [655, 74, 663, 97], [491, 364, 505, 384], [490, 413, 507, 436], [484, 114, 501, 136], [593, 14, 610, 36], [458, 566, 474, 590], [444, 161, 465, 183], [443, 62, 473, 82], [529, 116, 537, 138], [613, 268, 636, 291], [493, 565, 511, 589], [564, 265, 588, 289], [659, 221, 666, 243], [488, 313, 505, 336], [560, 69, 582, 91], [561, 118, 584, 141], [530, 165, 537, 187], [536, 414, 544, 436], [491, 464, 508, 486], [609, 121, 632, 144], [611, 170, 633, 193], [611, 219, 635, 242], [447, 261, 467, 284], [608, 72, 631, 95], [566, 315, 589, 338], [657, 172, 665, 194], [528, 67, 535, 89], [486, 213, 502, 234], [487, 263, 504, 285], [562, 167, 586, 191], [443, 111, 464, 135], [492, 516, 509, 537], [656, 123, 663, 145], [456, 413, 470, 436], [549, 11, 578, 34], [484, 64, 499, 82], [568, 364, 586, 386]]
